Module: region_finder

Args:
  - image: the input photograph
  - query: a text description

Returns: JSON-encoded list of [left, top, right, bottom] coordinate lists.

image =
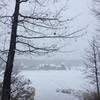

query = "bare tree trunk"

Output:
[[95, 67, 100, 97], [93, 43, 100, 97], [1, 0, 20, 100]]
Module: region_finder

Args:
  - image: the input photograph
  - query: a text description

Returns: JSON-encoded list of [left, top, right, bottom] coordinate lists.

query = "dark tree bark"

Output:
[[93, 42, 100, 96], [1, 0, 20, 100]]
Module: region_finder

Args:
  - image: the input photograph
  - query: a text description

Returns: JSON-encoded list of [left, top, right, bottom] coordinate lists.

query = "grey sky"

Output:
[[21, 0, 97, 60], [1, 0, 97, 60]]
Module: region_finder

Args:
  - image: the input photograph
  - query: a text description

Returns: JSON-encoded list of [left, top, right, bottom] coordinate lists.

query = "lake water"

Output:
[[22, 69, 87, 100]]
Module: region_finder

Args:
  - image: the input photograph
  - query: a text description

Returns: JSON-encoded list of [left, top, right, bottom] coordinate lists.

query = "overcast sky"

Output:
[[13, 0, 98, 60], [22, 0, 97, 60]]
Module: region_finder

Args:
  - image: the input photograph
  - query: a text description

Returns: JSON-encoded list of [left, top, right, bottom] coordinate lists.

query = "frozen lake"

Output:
[[22, 69, 87, 100]]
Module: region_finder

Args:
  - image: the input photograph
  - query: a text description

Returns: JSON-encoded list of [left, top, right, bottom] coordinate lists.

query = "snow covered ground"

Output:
[[21, 69, 88, 100]]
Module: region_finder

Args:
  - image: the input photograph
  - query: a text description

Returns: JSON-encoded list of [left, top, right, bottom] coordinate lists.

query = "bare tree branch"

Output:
[[0, 56, 7, 63], [17, 28, 85, 39], [16, 40, 58, 52], [19, 0, 29, 3], [19, 13, 58, 21]]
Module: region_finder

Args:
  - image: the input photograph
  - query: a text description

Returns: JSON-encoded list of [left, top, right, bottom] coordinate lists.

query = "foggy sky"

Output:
[[2, 0, 96, 60], [19, 0, 97, 60]]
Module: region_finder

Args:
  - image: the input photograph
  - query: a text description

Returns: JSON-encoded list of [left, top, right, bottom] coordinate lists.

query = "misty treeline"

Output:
[[0, 0, 84, 100]]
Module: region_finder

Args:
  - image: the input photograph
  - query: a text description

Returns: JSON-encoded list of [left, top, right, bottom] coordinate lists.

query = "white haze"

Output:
[[20, 1, 97, 100], [15, 0, 97, 60], [21, 68, 92, 100]]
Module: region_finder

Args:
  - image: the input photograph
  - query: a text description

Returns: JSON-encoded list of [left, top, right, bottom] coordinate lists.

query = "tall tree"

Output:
[[1, 0, 20, 100], [0, 0, 83, 100], [84, 38, 100, 98]]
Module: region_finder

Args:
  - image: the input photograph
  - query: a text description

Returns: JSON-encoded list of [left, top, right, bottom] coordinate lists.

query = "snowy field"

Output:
[[21, 69, 88, 100]]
